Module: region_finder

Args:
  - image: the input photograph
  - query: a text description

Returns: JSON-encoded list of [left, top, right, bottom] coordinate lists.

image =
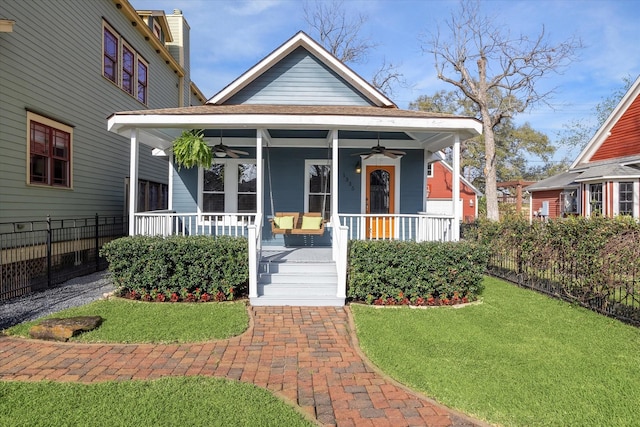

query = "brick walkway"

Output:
[[0, 306, 484, 427]]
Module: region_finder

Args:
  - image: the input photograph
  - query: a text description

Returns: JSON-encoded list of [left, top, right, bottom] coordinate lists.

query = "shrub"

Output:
[[100, 235, 248, 301], [470, 215, 640, 322], [347, 240, 488, 304]]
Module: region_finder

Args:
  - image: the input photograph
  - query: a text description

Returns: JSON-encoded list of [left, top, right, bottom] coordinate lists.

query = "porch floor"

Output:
[[260, 247, 332, 262]]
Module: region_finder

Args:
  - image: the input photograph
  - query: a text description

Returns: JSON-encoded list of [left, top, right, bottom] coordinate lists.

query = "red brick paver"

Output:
[[0, 306, 485, 426]]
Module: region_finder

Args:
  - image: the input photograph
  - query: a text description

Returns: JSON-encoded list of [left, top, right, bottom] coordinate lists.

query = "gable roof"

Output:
[[571, 75, 640, 168], [526, 171, 580, 191], [207, 31, 396, 108]]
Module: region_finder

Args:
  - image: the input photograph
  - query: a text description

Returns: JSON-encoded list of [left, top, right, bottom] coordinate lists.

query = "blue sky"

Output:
[[130, 0, 640, 161]]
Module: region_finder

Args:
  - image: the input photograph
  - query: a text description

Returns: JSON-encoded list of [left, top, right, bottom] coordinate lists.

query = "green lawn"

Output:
[[5, 298, 249, 343], [0, 377, 315, 427], [352, 276, 640, 427]]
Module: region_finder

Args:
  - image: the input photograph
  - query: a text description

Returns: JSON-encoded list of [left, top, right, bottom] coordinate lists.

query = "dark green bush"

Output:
[[100, 235, 248, 301], [347, 240, 488, 304], [470, 215, 640, 319]]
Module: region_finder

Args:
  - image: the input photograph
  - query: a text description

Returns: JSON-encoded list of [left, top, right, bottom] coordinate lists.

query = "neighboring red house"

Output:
[[528, 75, 640, 219], [425, 160, 480, 222]]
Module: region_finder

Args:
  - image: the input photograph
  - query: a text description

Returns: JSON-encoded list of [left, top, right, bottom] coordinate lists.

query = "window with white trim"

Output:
[[201, 160, 257, 213], [27, 112, 72, 188], [619, 182, 633, 216], [427, 162, 434, 177], [304, 160, 331, 219], [102, 21, 149, 104], [589, 183, 603, 215]]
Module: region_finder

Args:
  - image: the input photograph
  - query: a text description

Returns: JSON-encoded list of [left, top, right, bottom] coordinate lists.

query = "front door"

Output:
[[366, 165, 395, 238]]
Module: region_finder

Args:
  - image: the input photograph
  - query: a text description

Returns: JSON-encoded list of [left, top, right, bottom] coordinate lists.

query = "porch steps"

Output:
[[252, 259, 344, 306]]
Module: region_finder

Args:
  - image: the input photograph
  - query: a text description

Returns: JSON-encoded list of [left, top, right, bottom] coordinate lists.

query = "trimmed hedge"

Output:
[[100, 235, 248, 301], [471, 215, 640, 311], [347, 240, 488, 304]]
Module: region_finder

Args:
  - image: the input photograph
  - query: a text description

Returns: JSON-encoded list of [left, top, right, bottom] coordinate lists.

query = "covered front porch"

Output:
[[113, 120, 474, 306]]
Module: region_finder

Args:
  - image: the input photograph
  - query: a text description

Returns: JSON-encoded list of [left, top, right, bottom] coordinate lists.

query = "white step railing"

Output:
[[133, 212, 257, 237], [337, 213, 454, 242], [331, 215, 349, 299], [248, 215, 262, 299]]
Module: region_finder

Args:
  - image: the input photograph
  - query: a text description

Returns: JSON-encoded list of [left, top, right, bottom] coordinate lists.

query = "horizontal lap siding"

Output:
[[591, 95, 640, 161], [0, 0, 181, 223], [225, 47, 374, 106]]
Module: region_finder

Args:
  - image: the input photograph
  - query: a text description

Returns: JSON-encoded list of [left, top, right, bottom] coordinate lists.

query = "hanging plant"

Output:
[[172, 129, 212, 169]]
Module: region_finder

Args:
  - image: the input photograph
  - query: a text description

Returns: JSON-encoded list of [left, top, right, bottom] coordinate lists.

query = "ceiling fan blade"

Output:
[[386, 149, 406, 155], [229, 149, 249, 156], [351, 151, 370, 156], [363, 153, 374, 160], [226, 150, 240, 158], [382, 151, 398, 159]]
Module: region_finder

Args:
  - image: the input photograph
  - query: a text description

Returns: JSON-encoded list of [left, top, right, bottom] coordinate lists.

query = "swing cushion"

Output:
[[274, 215, 294, 229], [301, 215, 323, 230]]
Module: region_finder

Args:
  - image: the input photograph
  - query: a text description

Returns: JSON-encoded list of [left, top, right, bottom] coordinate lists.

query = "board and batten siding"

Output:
[[225, 47, 374, 106], [0, 0, 184, 223], [531, 190, 562, 218], [590, 94, 640, 161]]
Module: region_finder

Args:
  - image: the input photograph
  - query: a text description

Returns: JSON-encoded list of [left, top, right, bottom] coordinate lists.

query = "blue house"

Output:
[[107, 32, 481, 306]]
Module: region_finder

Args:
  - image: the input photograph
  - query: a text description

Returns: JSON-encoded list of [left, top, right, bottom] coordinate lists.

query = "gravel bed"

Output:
[[0, 271, 116, 331]]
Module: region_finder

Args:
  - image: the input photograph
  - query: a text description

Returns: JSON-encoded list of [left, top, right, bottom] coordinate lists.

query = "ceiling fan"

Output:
[[351, 135, 406, 159], [212, 132, 249, 158]]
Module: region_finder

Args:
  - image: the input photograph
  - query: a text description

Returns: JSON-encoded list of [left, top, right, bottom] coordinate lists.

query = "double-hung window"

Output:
[[122, 44, 135, 96], [589, 183, 603, 215], [305, 160, 331, 219], [137, 59, 148, 103], [102, 21, 148, 104], [619, 182, 634, 216], [103, 27, 118, 83], [27, 112, 72, 188], [201, 160, 257, 213]]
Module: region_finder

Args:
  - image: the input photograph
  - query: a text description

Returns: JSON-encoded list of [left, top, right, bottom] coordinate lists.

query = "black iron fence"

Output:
[[0, 215, 127, 301], [486, 244, 640, 326]]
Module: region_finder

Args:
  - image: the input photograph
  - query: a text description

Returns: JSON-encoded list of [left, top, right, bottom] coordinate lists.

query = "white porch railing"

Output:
[[133, 212, 257, 237], [338, 213, 455, 242], [331, 215, 349, 299]]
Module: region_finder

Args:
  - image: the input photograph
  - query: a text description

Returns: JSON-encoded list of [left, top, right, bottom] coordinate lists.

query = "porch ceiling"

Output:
[[107, 105, 481, 153], [135, 128, 459, 153]]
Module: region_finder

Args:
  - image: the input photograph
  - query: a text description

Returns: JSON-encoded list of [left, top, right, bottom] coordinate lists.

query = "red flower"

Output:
[[156, 293, 166, 302], [170, 292, 179, 302]]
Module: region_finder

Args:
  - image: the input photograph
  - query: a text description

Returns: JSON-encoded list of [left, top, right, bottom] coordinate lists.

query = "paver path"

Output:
[[0, 306, 484, 427]]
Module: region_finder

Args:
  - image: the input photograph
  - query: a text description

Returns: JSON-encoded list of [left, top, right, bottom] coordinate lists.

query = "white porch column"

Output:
[[330, 129, 339, 219], [256, 129, 265, 218], [128, 129, 139, 236], [168, 153, 174, 211], [452, 133, 461, 241]]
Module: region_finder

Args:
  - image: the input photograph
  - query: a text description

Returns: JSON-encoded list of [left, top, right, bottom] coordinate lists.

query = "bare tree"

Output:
[[303, 0, 371, 63], [304, 0, 403, 97], [423, 0, 582, 220]]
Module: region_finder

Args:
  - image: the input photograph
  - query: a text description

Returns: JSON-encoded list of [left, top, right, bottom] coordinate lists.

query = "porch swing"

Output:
[[267, 143, 328, 236]]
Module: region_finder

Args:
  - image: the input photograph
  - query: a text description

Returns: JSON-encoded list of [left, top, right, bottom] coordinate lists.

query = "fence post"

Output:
[[95, 213, 100, 272], [46, 215, 52, 288]]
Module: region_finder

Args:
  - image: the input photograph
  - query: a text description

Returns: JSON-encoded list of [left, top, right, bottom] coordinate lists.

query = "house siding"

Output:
[[225, 47, 374, 106], [531, 190, 562, 218], [590, 94, 640, 161], [0, 0, 185, 223], [172, 146, 425, 233], [426, 162, 477, 221]]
